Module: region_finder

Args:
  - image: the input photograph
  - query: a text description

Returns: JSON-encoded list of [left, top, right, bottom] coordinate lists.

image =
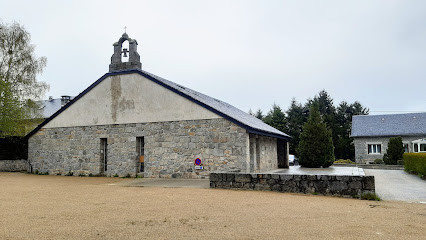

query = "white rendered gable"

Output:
[[45, 73, 220, 128]]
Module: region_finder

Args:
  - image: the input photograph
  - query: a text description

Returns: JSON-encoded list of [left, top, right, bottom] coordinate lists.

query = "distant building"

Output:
[[351, 112, 426, 163], [26, 33, 291, 178], [35, 96, 75, 119]]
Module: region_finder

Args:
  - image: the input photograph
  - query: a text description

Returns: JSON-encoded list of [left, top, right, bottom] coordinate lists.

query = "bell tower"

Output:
[[109, 32, 142, 72]]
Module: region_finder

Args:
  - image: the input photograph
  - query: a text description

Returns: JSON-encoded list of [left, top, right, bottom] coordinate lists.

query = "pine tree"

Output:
[[263, 104, 287, 133], [334, 101, 353, 160], [286, 98, 304, 155], [255, 109, 264, 120], [297, 105, 334, 168], [334, 101, 369, 160], [306, 90, 337, 156]]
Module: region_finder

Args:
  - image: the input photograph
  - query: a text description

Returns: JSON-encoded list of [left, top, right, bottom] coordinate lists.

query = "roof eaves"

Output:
[[351, 133, 426, 138]]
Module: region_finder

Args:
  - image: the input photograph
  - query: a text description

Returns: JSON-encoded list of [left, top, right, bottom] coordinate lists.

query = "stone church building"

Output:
[[27, 33, 290, 178]]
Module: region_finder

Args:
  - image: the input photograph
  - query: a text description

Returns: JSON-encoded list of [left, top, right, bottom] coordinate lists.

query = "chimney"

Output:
[[61, 95, 71, 107]]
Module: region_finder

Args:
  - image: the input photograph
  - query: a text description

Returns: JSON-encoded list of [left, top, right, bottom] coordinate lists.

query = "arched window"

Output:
[[121, 40, 129, 63]]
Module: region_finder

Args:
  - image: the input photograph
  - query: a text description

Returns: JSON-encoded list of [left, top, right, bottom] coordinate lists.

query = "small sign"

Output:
[[195, 166, 204, 170], [195, 158, 202, 166]]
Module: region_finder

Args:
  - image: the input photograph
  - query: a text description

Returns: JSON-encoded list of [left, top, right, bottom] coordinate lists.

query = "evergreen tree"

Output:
[[255, 109, 264, 120], [306, 90, 337, 155], [334, 101, 353, 160], [297, 105, 334, 168], [383, 137, 404, 165], [263, 104, 287, 133], [351, 101, 369, 115], [334, 101, 369, 160], [286, 98, 304, 154]]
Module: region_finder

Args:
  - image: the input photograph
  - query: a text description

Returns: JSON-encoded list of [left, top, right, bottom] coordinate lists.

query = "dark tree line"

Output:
[[250, 90, 369, 160]]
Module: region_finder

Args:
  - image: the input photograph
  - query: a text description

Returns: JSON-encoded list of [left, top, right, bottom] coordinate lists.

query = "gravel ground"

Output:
[[0, 172, 425, 240]]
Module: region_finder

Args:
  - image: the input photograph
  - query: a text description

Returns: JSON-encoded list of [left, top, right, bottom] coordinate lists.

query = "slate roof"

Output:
[[351, 112, 426, 137], [35, 97, 75, 118], [27, 70, 290, 139]]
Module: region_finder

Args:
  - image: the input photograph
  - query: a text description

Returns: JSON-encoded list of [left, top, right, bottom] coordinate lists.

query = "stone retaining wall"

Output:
[[0, 160, 29, 172], [210, 172, 375, 197]]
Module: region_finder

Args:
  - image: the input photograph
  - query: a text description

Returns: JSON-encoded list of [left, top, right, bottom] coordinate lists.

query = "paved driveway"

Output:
[[364, 169, 426, 203]]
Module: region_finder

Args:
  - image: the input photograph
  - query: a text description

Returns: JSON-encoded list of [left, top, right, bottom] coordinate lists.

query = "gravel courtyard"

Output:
[[0, 173, 425, 240]]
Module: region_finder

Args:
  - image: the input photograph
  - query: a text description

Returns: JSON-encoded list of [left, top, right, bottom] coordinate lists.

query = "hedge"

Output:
[[403, 153, 426, 176]]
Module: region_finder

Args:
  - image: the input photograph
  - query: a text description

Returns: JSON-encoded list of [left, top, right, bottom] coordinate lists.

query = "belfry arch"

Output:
[[109, 32, 141, 72]]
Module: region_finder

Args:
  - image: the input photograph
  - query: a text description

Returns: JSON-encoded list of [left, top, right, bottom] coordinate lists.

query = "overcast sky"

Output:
[[1, 0, 425, 115]]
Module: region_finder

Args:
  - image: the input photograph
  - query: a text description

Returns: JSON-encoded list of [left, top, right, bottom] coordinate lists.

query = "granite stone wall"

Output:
[[256, 135, 277, 171], [354, 136, 425, 163], [28, 118, 252, 178], [247, 134, 282, 172], [210, 172, 375, 197], [0, 160, 29, 172]]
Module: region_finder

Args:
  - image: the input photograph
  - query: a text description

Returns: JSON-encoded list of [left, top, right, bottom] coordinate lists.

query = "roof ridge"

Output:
[[27, 70, 290, 139], [353, 112, 426, 118]]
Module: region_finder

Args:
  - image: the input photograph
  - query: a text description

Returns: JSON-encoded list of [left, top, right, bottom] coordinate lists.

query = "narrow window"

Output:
[[414, 144, 419, 152], [420, 144, 426, 152], [403, 143, 409, 153], [137, 137, 145, 172], [255, 137, 260, 170], [100, 138, 108, 173]]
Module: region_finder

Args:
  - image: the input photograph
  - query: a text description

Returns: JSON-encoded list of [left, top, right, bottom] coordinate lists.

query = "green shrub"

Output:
[[113, 173, 119, 177], [65, 171, 73, 176], [360, 192, 381, 201], [374, 159, 384, 164], [334, 159, 355, 164], [297, 105, 334, 168], [383, 137, 404, 165], [404, 153, 426, 177]]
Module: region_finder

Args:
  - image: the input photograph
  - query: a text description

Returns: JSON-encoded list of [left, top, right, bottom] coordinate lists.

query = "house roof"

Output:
[[27, 69, 290, 139], [35, 97, 75, 119], [351, 112, 426, 137]]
